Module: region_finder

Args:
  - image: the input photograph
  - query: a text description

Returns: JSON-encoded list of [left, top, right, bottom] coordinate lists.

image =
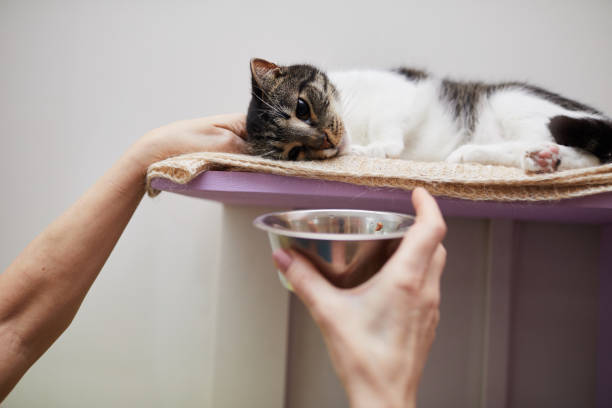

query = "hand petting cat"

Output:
[[132, 113, 248, 170], [0, 114, 249, 401]]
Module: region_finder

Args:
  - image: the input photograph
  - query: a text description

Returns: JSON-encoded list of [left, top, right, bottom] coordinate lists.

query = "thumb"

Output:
[[273, 249, 338, 312]]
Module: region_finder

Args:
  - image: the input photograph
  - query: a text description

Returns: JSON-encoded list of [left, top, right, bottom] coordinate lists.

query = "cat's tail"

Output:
[[549, 116, 612, 163]]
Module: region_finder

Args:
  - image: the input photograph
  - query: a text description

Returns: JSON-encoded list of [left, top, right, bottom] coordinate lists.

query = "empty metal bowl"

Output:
[[253, 209, 414, 290]]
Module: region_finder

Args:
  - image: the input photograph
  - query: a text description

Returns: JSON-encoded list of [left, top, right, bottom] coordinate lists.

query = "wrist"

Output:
[[126, 131, 167, 173], [102, 135, 163, 197], [347, 382, 417, 408]]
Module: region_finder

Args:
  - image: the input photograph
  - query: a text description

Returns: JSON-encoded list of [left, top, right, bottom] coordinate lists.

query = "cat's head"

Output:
[[246, 58, 346, 160]]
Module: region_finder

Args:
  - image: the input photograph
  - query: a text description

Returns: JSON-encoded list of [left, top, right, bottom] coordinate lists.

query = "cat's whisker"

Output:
[[251, 92, 276, 111], [261, 149, 280, 159], [257, 87, 285, 110], [251, 92, 286, 118]]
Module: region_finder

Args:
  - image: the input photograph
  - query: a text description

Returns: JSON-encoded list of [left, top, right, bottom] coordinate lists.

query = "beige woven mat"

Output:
[[146, 152, 612, 202]]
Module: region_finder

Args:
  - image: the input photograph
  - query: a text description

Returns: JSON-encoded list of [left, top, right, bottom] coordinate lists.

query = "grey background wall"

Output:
[[1, 0, 611, 407]]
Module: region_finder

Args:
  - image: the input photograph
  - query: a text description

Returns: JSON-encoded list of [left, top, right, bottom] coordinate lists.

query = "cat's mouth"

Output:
[[317, 147, 340, 159], [310, 131, 345, 159], [282, 128, 346, 161], [305, 146, 339, 160], [336, 132, 348, 155]]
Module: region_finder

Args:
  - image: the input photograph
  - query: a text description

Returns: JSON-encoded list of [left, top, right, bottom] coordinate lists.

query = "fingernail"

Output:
[[273, 249, 293, 273]]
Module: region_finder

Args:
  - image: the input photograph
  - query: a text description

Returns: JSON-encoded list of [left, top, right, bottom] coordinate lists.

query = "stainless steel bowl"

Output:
[[253, 209, 414, 290]]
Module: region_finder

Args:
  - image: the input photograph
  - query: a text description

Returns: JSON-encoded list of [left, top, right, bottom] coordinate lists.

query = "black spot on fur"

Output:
[[394, 67, 429, 82], [437, 79, 604, 136], [549, 116, 612, 162], [439, 79, 494, 132], [500, 82, 602, 115]]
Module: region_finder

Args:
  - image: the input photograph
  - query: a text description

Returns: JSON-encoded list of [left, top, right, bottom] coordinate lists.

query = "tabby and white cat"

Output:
[[246, 58, 612, 173]]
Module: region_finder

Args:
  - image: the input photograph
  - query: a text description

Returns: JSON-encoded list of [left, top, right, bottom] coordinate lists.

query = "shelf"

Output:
[[150, 171, 612, 224]]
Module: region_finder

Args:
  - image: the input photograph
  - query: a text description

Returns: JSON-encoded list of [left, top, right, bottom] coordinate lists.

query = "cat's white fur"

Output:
[[330, 70, 601, 172]]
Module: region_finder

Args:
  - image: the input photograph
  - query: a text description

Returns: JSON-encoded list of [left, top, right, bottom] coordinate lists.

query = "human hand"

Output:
[[272, 188, 447, 408], [129, 113, 248, 172]]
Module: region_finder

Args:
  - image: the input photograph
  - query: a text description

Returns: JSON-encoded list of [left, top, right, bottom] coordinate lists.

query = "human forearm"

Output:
[[340, 351, 419, 408], [0, 113, 248, 400], [0, 147, 147, 397]]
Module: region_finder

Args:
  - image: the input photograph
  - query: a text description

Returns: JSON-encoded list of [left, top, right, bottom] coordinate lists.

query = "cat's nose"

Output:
[[318, 133, 333, 149]]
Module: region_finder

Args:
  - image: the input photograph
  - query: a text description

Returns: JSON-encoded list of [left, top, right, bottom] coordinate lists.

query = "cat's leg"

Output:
[[345, 127, 405, 159], [446, 142, 599, 172], [446, 142, 529, 169], [347, 142, 404, 158], [478, 90, 602, 171], [346, 144, 388, 158]]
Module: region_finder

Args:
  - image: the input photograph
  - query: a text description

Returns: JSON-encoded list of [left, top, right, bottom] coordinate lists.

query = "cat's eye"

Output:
[[296, 98, 310, 121], [287, 146, 302, 161]]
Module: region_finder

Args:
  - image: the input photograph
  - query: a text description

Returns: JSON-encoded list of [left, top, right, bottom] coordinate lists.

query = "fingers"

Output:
[[211, 113, 248, 139], [171, 113, 247, 139], [410, 187, 447, 249], [273, 249, 337, 317], [423, 244, 446, 296], [380, 187, 446, 285], [217, 133, 248, 154], [204, 113, 248, 153]]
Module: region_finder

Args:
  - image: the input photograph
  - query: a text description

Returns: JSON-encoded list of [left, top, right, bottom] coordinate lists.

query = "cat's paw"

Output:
[[522, 144, 561, 173], [346, 145, 387, 158], [445, 150, 466, 164], [344, 145, 369, 156], [445, 145, 477, 164]]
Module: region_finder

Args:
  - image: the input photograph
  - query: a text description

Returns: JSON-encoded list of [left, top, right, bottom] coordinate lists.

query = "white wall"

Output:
[[1, 0, 611, 407]]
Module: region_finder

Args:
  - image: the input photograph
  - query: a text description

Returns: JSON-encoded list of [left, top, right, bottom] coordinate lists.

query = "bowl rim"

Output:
[[252, 209, 414, 241]]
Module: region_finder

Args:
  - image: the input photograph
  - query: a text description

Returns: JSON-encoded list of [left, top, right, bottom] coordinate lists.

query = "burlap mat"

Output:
[[145, 152, 612, 202]]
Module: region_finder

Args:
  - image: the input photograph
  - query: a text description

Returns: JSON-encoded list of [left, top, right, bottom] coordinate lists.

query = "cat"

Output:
[[245, 58, 612, 173]]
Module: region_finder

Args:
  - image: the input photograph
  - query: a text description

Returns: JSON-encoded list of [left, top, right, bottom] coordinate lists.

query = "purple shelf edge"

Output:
[[151, 171, 612, 224]]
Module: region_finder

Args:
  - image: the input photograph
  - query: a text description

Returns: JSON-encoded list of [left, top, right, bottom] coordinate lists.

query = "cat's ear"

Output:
[[250, 58, 283, 89]]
